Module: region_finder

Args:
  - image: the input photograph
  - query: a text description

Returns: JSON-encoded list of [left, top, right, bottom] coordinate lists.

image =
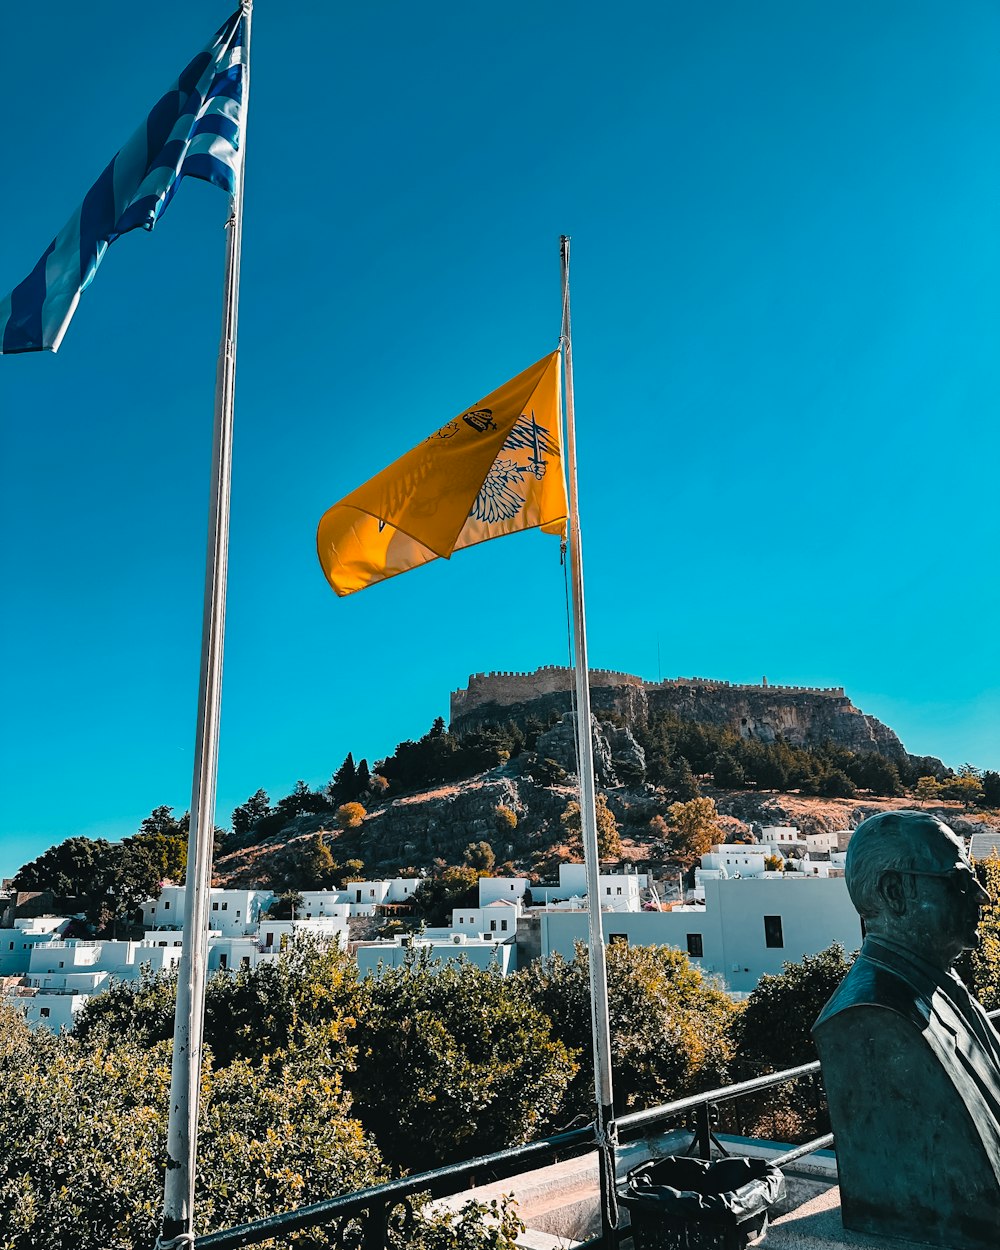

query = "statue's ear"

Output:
[[878, 870, 907, 917]]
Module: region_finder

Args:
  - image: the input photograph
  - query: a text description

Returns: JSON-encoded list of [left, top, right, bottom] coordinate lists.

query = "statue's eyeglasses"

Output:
[[903, 868, 982, 898]]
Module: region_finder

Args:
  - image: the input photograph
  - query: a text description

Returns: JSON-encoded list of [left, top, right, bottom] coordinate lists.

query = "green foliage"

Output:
[[231, 788, 272, 838], [269, 833, 337, 891], [405, 1195, 524, 1250], [726, 944, 856, 1142], [494, 805, 518, 833], [638, 711, 916, 798], [412, 867, 479, 927], [983, 771, 1000, 809], [348, 953, 576, 1169], [74, 938, 359, 1071], [560, 795, 621, 861], [11, 817, 189, 935], [957, 856, 1000, 1010], [666, 797, 720, 867], [463, 841, 496, 873], [329, 752, 359, 805], [520, 942, 736, 1118], [0, 1000, 384, 1250], [941, 771, 985, 808], [376, 721, 523, 794], [267, 889, 304, 919], [915, 775, 942, 803], [730, 944, 856, 1075], [763, 855, 784, 872], [666, 756, 701, 800]]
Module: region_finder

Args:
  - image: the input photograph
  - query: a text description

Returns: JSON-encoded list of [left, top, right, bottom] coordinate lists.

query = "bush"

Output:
[[336, 802, 367, 830], [348, 953, 577, 1168], [520, 942, 736, 1119]]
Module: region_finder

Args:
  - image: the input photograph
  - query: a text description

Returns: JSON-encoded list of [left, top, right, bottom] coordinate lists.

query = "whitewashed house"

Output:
[[451, 898, 521, 939], [356, 932, 516, 978]]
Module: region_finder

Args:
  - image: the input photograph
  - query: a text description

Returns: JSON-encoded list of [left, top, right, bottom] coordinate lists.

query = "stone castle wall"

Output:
[[450, 665, 845, 721]]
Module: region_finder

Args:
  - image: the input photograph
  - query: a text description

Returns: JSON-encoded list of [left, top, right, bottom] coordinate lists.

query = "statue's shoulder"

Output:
[[814, 949, 925, 1035]]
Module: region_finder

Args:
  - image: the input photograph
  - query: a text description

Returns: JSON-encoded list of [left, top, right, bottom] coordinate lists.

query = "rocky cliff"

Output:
[[451, 667, 911, 762]]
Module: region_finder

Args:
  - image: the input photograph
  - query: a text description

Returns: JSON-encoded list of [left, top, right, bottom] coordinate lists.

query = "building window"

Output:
[[163, 901, 170, 910], [606, 887, 611, 895], [7, 942, 12, 950], [609, 933, 628, 947], [764, 915, 784, 948], [240, 956, 250, 969], [686, 933, 704, 958], [39, 1007, 50, 1019], [212, 902, 218, 911], [501, 920, 508, 931], [221, 902, 228, 911], [616, 886, 622, 895], [219, 954, 228, 969], [490, 920, 497, 932]]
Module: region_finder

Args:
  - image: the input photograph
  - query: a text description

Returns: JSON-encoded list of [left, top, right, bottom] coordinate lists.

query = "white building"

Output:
[[342, 879, 418, 916], [532, 864, 646, 913], [142, 885, 272, 937], [451, 898, 521, 939], [356, 932, 516, 978], [0, 917, 74, 976], [532, 874, 863, 995], [478, 877, 530, 905]]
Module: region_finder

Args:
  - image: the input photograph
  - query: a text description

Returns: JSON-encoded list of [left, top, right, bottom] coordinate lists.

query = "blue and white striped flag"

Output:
[[0, 8, 247, 355]]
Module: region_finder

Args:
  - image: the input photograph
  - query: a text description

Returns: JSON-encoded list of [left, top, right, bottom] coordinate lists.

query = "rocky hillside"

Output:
[[451, 667, 924, 766]]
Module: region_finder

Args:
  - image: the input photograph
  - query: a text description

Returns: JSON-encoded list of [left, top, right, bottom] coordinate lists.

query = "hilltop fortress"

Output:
[[450, 666, 912, 761]]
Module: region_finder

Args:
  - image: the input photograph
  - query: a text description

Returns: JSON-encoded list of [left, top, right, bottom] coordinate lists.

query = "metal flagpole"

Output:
[[559, 234, 619, 1242], [158, 5, 252, 1246]]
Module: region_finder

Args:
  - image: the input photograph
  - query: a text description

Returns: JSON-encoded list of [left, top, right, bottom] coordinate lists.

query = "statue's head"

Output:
[[846, 810, 988, 968]]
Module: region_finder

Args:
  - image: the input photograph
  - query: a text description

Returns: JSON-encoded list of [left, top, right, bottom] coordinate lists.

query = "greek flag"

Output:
[[0, 8, 247, 354]]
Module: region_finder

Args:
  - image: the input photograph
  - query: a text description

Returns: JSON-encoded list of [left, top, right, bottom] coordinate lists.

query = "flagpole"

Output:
[[158, 6, 252, 1246], [559, 235, 618, 1241]]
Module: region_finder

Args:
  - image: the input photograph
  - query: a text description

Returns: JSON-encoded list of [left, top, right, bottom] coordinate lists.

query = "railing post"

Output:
[[695, 1103, 712, 1160], [363, 1201, 388, 1250]]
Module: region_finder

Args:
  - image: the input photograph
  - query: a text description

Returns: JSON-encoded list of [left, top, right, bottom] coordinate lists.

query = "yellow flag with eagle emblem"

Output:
[[317, 351, 566, 596]]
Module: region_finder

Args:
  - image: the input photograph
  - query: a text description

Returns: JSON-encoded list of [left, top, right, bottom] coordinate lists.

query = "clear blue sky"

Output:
[[2, 1, 999, 880]]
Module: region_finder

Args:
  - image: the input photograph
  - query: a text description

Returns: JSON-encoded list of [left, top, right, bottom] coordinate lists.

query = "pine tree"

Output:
[[329, 753, 357, 805]]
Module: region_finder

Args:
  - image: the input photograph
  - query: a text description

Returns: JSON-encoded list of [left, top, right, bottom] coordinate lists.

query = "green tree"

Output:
[[982, 771, 1000, 809], [231, 788, 272, 838], [329, 752, 358, 805], [355, 757, 372, 795], [942, 772, 985, 808], [667, 756, 701, 800], [0, 991, 384, 1250], [412, 867, 479, 927], [348, 953, 576, 1168], [915, 775, 943, 804], [666, 797, 720, 867], [494, 805, 518, 833], [560, 794, 621, 861], [463, 841, 496, 873], [520, 941, 736, 1118], [712, 752, 746, 789], [731, 944, 856, 1073], [727, 944, 856, 1141]]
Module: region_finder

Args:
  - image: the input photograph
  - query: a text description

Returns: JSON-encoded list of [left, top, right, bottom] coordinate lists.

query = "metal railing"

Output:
[[194, 1059, 835, 1250]]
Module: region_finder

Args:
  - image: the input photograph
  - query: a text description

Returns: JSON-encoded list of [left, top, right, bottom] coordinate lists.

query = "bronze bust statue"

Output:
[[813, 810, 1000, 1249]]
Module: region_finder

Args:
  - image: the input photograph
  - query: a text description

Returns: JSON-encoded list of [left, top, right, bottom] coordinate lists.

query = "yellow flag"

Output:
[[317, 351, 566, 596]]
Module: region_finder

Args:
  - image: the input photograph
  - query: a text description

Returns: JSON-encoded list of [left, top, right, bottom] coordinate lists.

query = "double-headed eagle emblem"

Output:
[[470, 412, 560, 524]]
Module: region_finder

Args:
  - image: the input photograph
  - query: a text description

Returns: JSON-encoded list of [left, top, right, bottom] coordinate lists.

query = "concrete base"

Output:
[[765, 1182, 935, 1250]]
